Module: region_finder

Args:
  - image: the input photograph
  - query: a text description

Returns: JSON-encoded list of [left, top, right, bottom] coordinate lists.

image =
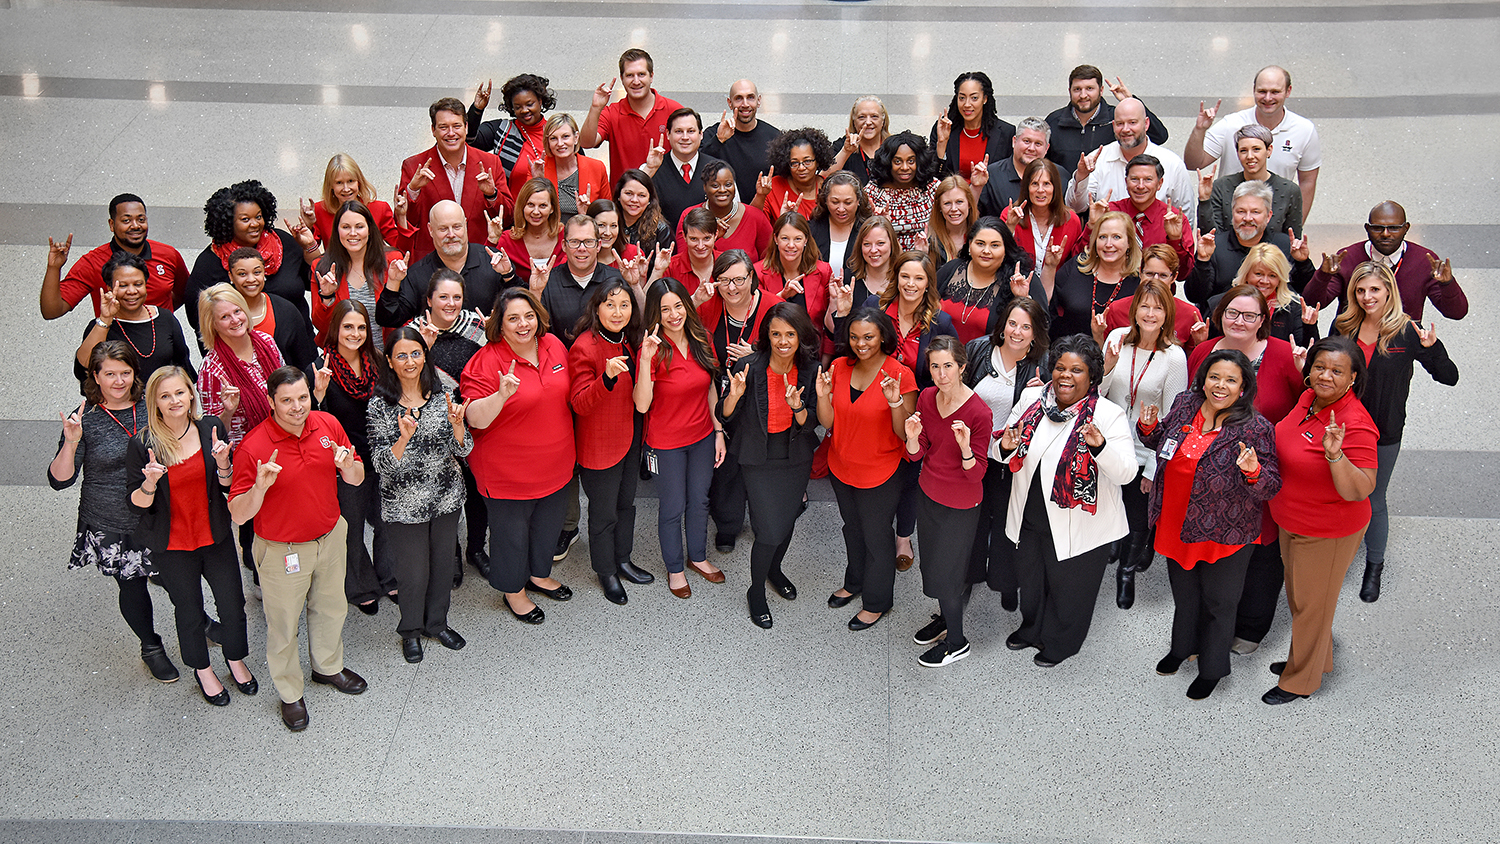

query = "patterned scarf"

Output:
[[1006, 384, 1102, 514], [324, 344, 378, 402], [216, 330, 281, 433], [212, 230, 284, 275]]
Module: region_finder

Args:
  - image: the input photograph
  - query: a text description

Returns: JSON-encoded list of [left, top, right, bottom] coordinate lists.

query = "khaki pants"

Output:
[[1278, 526, 1368, 696], [253, 518, 349, 704]]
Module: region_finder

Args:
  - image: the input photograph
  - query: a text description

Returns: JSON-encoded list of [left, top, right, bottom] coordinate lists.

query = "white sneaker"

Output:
[[1231, 637, 1259, 655]]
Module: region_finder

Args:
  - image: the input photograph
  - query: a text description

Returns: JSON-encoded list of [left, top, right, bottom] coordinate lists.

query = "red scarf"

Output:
[[212, 231, 284, 275], [216, 330, 281, 433], [324, 345, 378, 401], [1006, 385, 1102, 514]]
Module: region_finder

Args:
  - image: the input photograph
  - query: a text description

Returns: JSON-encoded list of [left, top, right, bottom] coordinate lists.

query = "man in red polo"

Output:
[[579, 48, 682, 182], [229, 366, 368, 732], [1091, 154, 1195, 280], [400, 97, 511, 261], [41, 193, 190, 319]]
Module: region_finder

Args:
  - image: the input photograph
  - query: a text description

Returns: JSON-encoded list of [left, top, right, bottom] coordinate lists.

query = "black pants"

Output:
[[918, 493, 982, 647], [484, 485, 568, 593], [1121, 466, 1149, 530], [386, 510, 460, 637], [339, 475, 393, 604], [114, 574, 161, 648], [894, 457, 919, 538], [742, 437, 811, 615], [1013, 529, 1111, 662], [1166, 545, 1254, 681], [830, 470, 902, 614], [579, 437, 642, 576], [709, 455, 747, 539], [460, 462, 490, 554], [969, 467, 1017, 594], [1234, 540, 1285, 643], [154, 535, 249, 670]]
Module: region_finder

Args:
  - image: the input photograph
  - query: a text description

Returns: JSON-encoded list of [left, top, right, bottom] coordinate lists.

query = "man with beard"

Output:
[[1301, 201, 1468, 322], [1184, 180, 1312, 312], [41, 193, 190, 319], [1066, 98, 1197, 229], [376, 200, 514, 328], [701, 79, 781, 203], [1045, 65, 1169, 172]]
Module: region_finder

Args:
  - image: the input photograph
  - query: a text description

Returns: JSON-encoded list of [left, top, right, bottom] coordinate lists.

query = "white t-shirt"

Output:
[[1202, 107, 1322, 180], [828, 237, 849, 280]]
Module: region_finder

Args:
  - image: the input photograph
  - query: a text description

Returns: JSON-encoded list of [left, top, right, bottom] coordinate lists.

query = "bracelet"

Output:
[[715, 430, 725, 435], [788, 404, 806, 413], [217, 467, 232, 476], [887, 400, 903, 409], [66, 439, 81, 446], [960, 453, 975, 461], [140, 485, 156, 496], [1326, 451, 1343, 463]]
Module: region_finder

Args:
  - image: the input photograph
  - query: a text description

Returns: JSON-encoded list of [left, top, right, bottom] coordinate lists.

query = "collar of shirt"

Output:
[[671, 152, 700, 175], [110, 239, 153, 262], [441, 147, 468, 175], [1366, 240, 1405, 267], [266, 415, 317, 444]]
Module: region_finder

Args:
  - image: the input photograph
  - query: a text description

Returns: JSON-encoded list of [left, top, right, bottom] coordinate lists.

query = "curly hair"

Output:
[[203, 180, 277, 245], [1046, 333, 1106, 389], [869, 131, 939, 187], [501, 73, 556, 115], [944, 71, 1001, 136], [766, 127, 837, 179]]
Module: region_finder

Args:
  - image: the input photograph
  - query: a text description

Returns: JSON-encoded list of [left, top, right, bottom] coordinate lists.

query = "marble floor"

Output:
[[1, 2, 1497, 843]]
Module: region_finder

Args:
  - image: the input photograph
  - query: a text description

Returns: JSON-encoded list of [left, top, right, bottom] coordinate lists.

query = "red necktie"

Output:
[[682, 162, 691, 182]]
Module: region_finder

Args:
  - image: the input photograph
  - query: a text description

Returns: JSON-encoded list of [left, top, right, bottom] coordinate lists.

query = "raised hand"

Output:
[[621, 254, 647, 288], [447, 393, 469, 432], [998, 425, 1019, 452], [1102, 332, 1120, 370], [935, 113, 953, 148], [726, 340, 753, 363], [903, 409, 923, 442], [1164, 207, 1183, 242], [392, 181, 409, 223], [1322, 409, 1345, 459], [1091, 311, 1109, 346], [408, 162, 437, 195], [389, 251, 410, 286], [1236, 441, 1260, 475], [1318, 248, 1347, 275], [220, 385, 241, 419], [397, 407, 419, 439], [485, 246, 513, 276], [829, 278, 854, 315], [1196, 228, 1217, 261], [726, 368, 748, 400], [332, 444, 357, 471], [640, 327, 662, 363], [475, 166, 499, 199], [284, 217, 317, 250], [415, 318, 439, 349], [814, 366, 832, 401], [254, 448, 282, 490], [98, 290, 119, 324], [592, 78, 616, 110], [141, 447, 166, 488], [843, 132, 859, 155], [1003, 199, 1026, 229], [1415, 320, 1438, 347], [716, 214, 733, 238], [786, 381, 805, 411], [645, 134, 666, 172], [951, 419, 972, 453], [755, 171, 772, 198], [1009, 267, 1033, 297], [1041, 242, 1064, 271], [210, 427, 231, 469], [1076, 148, 1100, 180], [690, 279, 717, 307], [971, 154, 990, 189], [497, 361, 521, 400], [1106, 76, 1132, 102], [60, 399, 85, 443], [529, 156, 545, 179], [529, 256, 554, 294], [1301, 300, 1321, 325], [1190, 320, 1209, 344], [46, 234, 74, 270], [1198, 164, 1217, 201], [1139, 403, 1159, 429], [317, 267, 340, 297], [1195, 99, 1222, 132], [604, 354, 630, 379], [474, 78, 493, 111], [1081, 420, 1104, 448], [1089, 189, 1113, 220], [880, 371, 904, 406], [577, 187, 591, 209], [1290, 342, 1308, 372], [913, 230, 930, 254], [1288, 229, 1309, 263], [779, 194, 798, 217], [299, 197, 318, 232], [1428, 253, 1454, 284], [484, 210, 505, 245], [717, 110, 734, 143], [314, 364, 333, 397]]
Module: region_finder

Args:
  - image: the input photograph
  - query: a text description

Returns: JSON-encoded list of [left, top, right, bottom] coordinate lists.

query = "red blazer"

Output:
[[310, 250, 402, 342], [697, 288, 778, 348], [399, 145, 512, 261], [313, 199, 413, 254], [496, 229, 565, 289], [568, 330, 638, 470], [508, 153, 613, 208]]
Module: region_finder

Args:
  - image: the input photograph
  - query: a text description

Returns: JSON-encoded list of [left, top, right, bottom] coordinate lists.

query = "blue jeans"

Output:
[[653, 432, 715, 573]]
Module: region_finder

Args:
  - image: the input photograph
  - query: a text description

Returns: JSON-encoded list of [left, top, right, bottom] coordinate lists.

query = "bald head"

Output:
[[727, 79, 762, 130], [428, 200, 468, 261], [1112, 98, 1149, 152], [1255, 66, 1291, 90], [1366, 201, 1410, 255]]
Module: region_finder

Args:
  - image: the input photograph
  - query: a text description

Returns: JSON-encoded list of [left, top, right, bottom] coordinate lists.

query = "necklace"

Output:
[[1126, 346, 1157, 410], [100, 404, 140, 438], [176, 422, 193, 440], [955, 267, 991, 329], [1090, 275, 1127, 315], [962, 127, 982, 139], [113, 310, 158, 362]]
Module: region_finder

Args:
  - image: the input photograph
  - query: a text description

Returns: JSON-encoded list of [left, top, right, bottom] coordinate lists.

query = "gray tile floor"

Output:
[[2, 2, 1498, 843]]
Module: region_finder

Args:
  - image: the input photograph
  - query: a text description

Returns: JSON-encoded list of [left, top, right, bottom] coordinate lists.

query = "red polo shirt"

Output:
[[595, 90, 682, 181], [460, 334, 575, 499], [1268, 388, 1379, 538], [644, 345, 715, 450], [61, 239, 190, 316], [229, 411, 357, 544]]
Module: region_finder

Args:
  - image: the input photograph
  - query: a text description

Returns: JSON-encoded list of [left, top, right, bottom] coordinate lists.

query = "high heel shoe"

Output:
[[195, 671, 230, 706]]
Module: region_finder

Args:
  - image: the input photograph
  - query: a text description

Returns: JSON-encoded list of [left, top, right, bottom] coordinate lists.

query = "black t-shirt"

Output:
[[701, 121, 782, 203]]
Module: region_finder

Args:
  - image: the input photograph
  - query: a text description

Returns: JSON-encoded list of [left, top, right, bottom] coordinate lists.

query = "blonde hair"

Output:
[[1232, 243, 1293, 309], [321, 153, 376, 210], [197, 284, 252, 352], [846, 96, 890, 141], [544, 112, 579, 150], [141, 367, 201, 467], [1334, 261, 1408, 356], [1077, 210, 1142, 277], [926, 175, 976, 264]]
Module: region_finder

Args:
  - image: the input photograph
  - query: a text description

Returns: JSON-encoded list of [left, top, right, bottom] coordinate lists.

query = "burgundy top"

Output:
[[906, 387, 991, 510]]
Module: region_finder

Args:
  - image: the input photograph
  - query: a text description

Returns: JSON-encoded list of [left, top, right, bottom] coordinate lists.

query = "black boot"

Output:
[[1107, 538, 1123, 567], [1116, 531, 1146, 609], [1359, 560, 1383, 603], [1131, 527, 1156, 572]]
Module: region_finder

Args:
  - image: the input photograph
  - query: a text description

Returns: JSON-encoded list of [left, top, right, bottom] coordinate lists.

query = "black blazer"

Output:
[[810, 214, 864, 282], [717, 352, 821, 466], [266, 292, 318, 371], [126, 416, 233, 552], [656, 153, 728, 234], [928, 118, 1015, 178]]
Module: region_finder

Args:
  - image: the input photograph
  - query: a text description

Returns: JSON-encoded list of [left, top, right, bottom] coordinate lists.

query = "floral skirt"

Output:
[[69, 520, 154, 579]]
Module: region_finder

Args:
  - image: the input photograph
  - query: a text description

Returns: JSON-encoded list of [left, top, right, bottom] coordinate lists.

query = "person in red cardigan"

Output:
[[755, 211, 833, 353], [400, 97, 512, 261], [568, 279, 654, 605], [300, 153, 412, 254], [508, 113, 611, 217]]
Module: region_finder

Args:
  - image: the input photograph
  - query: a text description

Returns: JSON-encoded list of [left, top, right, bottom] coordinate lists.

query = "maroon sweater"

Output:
[[906, 387, 992, 510]]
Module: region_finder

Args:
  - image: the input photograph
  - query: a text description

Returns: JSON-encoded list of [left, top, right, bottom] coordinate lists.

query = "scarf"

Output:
[[217, 330, 281, 433], [212, 230, 284, 275], [1006, 384, 1102, 514], [325, 344, 378, 402]]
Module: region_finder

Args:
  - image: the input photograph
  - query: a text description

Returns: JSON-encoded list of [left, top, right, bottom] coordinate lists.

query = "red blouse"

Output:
[[957, 131, 986, 180], [645, 345, 715, 450], [568, 330, 637, 471], [460, 334, 575, 499], [166, 453, 214, 552], [827, 355, 916, 488], [1269, 388, 1379, 538], [497, 229, 566, 289], [766, 366, 797, 434], [1155, 412, 1244, 568]]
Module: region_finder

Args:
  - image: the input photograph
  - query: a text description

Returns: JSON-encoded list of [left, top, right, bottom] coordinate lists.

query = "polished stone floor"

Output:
[[1, 2, 1497, 843]]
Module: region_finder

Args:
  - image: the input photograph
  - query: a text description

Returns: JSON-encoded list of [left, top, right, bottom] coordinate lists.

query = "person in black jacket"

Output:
[[1330, 262, 1459, 602], [1043, 65, 1169, 173], [954, 296, 1048, 622], [929, 72, 1015, 183], [127, 367, 256, 706], [187, 179, 316, 332], [718, 302, 822, 629]]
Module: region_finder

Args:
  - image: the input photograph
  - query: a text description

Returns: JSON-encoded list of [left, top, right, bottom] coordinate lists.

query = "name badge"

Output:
[[1158, 438, 1179, 460], [284, 552, 301, 574], [551, 363, 564, 372]]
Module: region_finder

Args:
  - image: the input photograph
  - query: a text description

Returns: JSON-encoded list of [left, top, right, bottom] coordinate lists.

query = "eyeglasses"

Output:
[[789, 159, 817, 170], [1222, 309, 1264, 324], [566, 238, 599, 249], [1140, 270, 1174, 281], [1365, 224, 1405, 234], [718, 274, 752, 288], [392, 350, 425, 362]]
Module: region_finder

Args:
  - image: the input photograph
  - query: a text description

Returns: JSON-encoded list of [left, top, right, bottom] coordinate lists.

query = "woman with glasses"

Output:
[[754, 128, 837, 221]]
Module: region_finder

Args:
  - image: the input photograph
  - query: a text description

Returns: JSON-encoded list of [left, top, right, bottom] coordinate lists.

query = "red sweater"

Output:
[[568, 330, 637, 470], [1188, 336, 1305, 426], [906, 387, 991, 509]]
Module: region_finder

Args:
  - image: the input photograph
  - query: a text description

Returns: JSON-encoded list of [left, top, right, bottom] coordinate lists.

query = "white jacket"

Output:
[[991, 386, 1137, 559]]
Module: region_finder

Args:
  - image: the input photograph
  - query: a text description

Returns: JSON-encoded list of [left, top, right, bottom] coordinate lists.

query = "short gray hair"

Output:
[[1017, 116, 1050, 141], [1231, 179, 1274, 210], [1233, 124, 1273, 148]]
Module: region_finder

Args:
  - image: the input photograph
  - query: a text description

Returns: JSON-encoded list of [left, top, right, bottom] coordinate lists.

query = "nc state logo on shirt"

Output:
[[320, 436, 334, 449], [156, 265, 166, 275], [1282, 140, 1294, 152]]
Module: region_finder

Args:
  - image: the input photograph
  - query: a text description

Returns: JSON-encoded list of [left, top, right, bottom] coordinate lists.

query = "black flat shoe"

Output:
[[848, 611, 883, 631], [767, 573, 797, 601], [1156, 654, 1185, 676], [434, 628, 466, 650], [1186, 677, 1219, 700], [1270, 661, 1286, 676], [1033, 654, 1062, 668], [526, 581, 573, 601], [827, 591, 857, 608], [506, 599, 545, 625], [617, 560, 654, 584], [750, 610, 773, 630], [1262, 686, 1307, 705], [468, 549, 492, 580], [195, 671, 230, 706], [231, 670, 258, 696], [356, 600, 379, 616], [1004, 631, 1034, 651], [598, 573, 628, 605], [402, 637, 423, 664], [1360, 560, 1383, 603]]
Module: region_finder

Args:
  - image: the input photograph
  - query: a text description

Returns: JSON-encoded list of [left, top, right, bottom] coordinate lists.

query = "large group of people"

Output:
[[41, 52, 1468, 729]]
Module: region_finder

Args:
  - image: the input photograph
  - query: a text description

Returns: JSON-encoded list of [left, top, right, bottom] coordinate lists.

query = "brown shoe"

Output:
[[896, 554, 914, 572], [310, 668, 368, 695], [686, 560, 726, 583], [280, 698, 309, 731], [669, 580, 692, 599]]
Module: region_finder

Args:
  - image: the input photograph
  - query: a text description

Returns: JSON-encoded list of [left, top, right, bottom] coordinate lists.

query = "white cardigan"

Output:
[[991, 386, 1137, 559], [1098, 327, 1189, 479]]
